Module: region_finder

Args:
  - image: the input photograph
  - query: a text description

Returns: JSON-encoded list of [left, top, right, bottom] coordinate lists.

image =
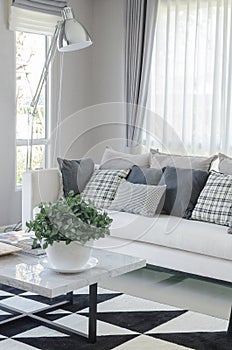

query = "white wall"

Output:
[[56, 0, 126, 163], [0, 0, 21, 227], [92, 0, 125, 105], [51, 0, 126, 164], [89, 0, 126, 160], [0, 0, 125, 226]]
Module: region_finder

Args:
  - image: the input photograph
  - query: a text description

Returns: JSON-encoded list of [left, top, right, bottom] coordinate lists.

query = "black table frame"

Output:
[[0, 283, 98, 343]]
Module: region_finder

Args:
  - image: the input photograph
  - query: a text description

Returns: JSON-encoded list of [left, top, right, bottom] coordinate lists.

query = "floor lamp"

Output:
[[26, 6, 92, 171]]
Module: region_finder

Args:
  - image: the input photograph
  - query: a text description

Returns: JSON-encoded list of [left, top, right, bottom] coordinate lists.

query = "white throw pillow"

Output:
[[100, 147, 150, 169], [109, 181, 166, 217], [81, 169, 130, 209], [150, 149, 217, 171], [218, 153, 232, 175]]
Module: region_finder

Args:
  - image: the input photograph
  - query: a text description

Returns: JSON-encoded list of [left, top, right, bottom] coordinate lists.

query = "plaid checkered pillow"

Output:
[[81, 169, 130, 209], [191, 171, 232, 226]]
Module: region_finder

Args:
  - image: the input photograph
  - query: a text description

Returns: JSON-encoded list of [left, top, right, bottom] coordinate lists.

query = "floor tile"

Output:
[[47, 308, 72, 315], [0, 296, 48, 313], [113, 334, 191, 349], [91, 310, 186, 333], [0, 339, 39, 350], [80, 293, 180, 313], [13, 325, 69, 338], [147, 310, 228, 334], [0, 309, 13, 316], [0, 290, 14, 298], [54, 313, 138, 336]]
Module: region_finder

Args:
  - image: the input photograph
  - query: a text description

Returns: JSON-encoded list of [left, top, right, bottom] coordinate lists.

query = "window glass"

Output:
[[16, 31, 47, 187], [16, 145, 45, 186]]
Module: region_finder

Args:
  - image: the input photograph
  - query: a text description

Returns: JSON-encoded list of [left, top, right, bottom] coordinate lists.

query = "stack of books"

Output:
[[0, 231, 45, 256]]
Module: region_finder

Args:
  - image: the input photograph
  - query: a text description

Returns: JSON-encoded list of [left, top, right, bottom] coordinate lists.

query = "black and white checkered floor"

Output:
[[0, 283, 231, 350]]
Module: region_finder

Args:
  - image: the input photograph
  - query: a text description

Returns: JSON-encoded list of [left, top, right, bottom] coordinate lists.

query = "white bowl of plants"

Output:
[[26, 191, 112, 272]]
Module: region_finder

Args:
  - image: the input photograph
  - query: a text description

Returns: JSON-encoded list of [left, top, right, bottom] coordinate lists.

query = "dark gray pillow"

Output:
[[159, 166, 209, 218], [127, 165, 163, 185], [57, 157, 94, 197]]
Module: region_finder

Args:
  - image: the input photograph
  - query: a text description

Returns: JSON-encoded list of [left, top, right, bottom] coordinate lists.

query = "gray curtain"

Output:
[[125, 0, 158, 148]]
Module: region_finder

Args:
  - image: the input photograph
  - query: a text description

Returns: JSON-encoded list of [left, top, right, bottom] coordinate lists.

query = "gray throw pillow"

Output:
[[57, 157, 94, 197], [127, 165, 163, 185], [159, 166, 209, 218]]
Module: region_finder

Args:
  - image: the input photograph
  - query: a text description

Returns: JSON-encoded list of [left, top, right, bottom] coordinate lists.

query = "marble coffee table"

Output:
[[0, 248, 145, 343]]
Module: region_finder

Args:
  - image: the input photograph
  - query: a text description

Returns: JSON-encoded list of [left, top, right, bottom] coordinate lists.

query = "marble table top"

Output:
[[0, 248, 146, 298]]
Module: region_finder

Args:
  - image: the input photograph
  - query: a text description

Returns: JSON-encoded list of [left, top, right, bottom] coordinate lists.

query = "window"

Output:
[[16, 31, 48, 187], [147, 0, 232, 155]]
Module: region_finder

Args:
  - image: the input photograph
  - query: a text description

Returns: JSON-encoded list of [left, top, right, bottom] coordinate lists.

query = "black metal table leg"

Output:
[[66, 291, 74, 304], [88, 283, 97, 343], [227, 306, 232, 336]]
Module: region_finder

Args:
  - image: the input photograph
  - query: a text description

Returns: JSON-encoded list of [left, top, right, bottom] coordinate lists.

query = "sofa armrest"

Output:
[[22, 168, 63, 229]]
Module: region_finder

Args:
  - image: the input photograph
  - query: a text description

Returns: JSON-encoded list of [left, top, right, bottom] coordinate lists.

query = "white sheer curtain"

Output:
[[146, 0, 232, 156]]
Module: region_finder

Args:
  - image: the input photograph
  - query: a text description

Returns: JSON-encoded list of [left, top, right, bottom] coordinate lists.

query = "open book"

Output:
[[0, 231, 45, 256], [0, 242, 21, 256]]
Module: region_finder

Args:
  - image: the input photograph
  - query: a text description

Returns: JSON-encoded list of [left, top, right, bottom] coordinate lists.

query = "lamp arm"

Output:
[[30, 22, 61, 116], [26, 21, 62, 171]]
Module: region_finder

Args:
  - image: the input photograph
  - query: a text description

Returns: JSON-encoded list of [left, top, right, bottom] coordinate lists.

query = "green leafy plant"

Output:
[[26, 191, 113, 249]]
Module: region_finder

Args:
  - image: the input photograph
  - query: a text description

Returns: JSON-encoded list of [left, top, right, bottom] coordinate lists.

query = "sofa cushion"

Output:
[[107, 211, 232, 261], [218, 153, 232, 175], [150, 150, 217, 171], [191, 171, 232, 227], [100, 147, 150, 169], [109, 181, 166, 217], [81, 169, 129, 209], [57, 157, 94, 197], [127, 165, 163, 185], [159, 166, 209, 218]]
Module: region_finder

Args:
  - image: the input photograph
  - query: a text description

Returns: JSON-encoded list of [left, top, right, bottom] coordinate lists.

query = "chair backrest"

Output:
[[22, 168, 63, 229]]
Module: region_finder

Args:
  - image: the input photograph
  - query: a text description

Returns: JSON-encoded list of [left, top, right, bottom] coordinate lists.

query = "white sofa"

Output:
[[22, 168, 232, 284]]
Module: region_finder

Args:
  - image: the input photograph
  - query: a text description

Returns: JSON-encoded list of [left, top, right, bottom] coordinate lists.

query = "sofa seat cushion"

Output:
[[107, 211, 231, 261]]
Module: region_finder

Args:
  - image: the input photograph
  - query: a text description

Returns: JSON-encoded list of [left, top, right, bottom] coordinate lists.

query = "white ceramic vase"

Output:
[[45, 240, 93, 270]]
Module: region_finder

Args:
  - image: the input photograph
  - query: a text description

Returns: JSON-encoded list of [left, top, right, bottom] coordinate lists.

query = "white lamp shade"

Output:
[[58, 7, 92, 52]]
